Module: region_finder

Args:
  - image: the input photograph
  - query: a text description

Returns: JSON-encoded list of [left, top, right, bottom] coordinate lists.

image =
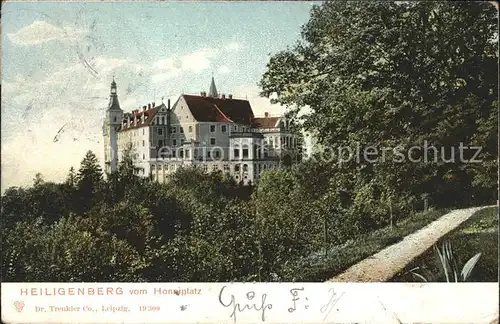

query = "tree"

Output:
[[76, 150, 103, 213], [260, 1, 498, 208], [2, 215, 145, 282], [33, 173, 44, 187], [66, 167, 77, 187]]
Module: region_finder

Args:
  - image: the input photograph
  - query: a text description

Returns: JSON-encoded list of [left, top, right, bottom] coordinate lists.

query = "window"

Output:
[[210, 138, 216, 145], [212, 165, 218, 171], [172, 151, 176, 158], [234, 148, 240, 158], [180, 150, 184, 158], [235, 165, 240, 172], [210, 125, 216, 133], [243, 164, 248, 172], [161, 117, 165, 125], [189, 126, 193, 132], [114, 116, 117, 122], [243, 148, 249, 158], [143, 129, 145, 135], [171, 126, 177, 133], [158, 128, 163, 135], [142, 153, 145, 160], [152, 165, 156, 171], [185, 150, 190, 158], [202, 165, 208, 172], [223, 164, 230, 173], [173, 139, 177, 146], [221, 125, 227, 133], [207, 151, 211, 158], [180, 127, 184, 133], [158, 165, 163, 171], [142, 140, 145, 147], [233, 125, 238, 131], [214, 150, 220, 158], [158, 140, 163, 148]]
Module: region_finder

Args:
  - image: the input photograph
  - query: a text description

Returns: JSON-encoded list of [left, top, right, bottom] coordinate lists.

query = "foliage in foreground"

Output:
[[392, 207, 498, 282], [2, 1, 497, 282]]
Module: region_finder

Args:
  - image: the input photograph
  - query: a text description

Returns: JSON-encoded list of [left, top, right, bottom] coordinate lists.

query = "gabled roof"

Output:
[[251, 117, 280, 129], [182, 95, 254, 125], [119, 103, 166, 131]]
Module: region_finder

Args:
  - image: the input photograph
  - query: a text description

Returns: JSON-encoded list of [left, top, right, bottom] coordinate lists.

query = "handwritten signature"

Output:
[[218, 285, 273, 323], [320, 288, 345, 322]]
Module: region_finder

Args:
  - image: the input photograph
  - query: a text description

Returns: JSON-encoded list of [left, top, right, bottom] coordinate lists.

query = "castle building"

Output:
[[103, 77, 301, 185]]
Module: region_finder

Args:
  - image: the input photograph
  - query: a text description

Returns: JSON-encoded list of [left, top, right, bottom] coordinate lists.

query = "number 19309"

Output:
[[139, 306, 160, 311]]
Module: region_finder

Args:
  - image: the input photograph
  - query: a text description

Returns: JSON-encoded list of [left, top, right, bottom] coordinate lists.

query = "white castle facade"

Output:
[[103, 78, 302, 185]]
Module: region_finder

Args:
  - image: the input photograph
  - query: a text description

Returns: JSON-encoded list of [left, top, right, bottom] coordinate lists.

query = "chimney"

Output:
[[264, 112, 269, 118], [228, 94, 233, 99], [152, 102, 155, 107], [148, 103, 151, 109], [142, 106, 147, 111], [221, 94, 226, 99], [167, 99, 171, 109], [200, 91, 206, 97]]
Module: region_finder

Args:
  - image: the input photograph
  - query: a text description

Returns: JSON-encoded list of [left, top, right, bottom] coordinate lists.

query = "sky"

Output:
[[1, 1, 319, 191]]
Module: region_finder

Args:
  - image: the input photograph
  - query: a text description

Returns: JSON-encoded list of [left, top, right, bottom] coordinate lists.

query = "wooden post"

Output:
[[389, 195, 393, 230], [324, 213, 328, 259]]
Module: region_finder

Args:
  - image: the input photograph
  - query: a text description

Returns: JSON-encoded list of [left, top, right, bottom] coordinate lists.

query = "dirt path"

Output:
[[328, 205, 496, 282]]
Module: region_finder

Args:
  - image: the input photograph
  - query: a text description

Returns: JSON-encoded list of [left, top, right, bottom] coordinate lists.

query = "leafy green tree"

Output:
[[33, 173, 44, 187], [66, 167, 77, 187], [253, 170, 324, 280], [89, 201, 157, 252], [76, 150, 103, 213], [260, 1, 497, 208], [2, 215, 146, 282]]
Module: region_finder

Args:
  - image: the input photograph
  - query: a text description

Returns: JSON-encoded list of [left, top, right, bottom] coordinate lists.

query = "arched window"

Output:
[[243, 164, 248, 172]]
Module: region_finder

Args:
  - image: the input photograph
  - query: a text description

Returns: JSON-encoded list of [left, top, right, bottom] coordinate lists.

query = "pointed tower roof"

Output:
[[108, 78, 121, 111], [208, 76, 218, 98]]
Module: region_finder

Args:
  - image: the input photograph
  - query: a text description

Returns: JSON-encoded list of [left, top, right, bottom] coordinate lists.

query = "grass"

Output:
[[296, 208, 450, 281], [390, 206, 498, 282]]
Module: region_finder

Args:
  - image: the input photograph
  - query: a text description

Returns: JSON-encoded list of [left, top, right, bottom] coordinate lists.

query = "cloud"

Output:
[[233, 85, 286, 117], [151, 48, 221, 82], [180, 48, 219, 72], [217, 65, 231, 75], [1, 56, 147, 191], [225, 42, 242, 52], [7, 20, 88, 46]]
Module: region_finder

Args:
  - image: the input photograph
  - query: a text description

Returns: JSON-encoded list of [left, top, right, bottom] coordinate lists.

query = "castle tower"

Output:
[[103, 78, 123, 174]]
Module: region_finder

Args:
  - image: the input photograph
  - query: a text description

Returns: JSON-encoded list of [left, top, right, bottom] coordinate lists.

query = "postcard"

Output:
[[1, 1, 498, 323]]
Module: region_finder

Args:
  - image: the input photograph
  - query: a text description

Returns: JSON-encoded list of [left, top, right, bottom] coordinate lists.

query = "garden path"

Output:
[[328, 205, 496, 282]]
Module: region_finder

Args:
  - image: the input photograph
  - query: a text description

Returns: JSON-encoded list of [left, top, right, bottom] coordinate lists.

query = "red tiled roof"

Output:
[[119, 103, 166, 131], [251, 117, 279, 128], [182, 95, 254, 124]]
